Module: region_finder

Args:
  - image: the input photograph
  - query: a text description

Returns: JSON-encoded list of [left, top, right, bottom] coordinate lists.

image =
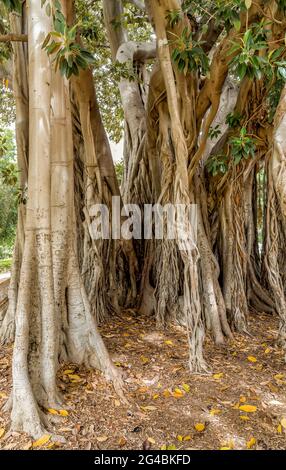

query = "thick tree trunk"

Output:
[[7, 0, 121, 438]]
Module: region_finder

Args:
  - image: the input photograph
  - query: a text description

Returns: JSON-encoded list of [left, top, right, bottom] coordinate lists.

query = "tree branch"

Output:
[[128, 0, 145, 10], [0, 34, 28, 42]]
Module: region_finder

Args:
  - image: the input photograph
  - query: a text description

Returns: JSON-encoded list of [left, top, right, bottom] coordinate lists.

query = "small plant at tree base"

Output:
[[229, 127, 256, 165]]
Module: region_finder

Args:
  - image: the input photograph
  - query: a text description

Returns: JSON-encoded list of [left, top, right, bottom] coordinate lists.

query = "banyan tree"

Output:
[[1, 0, 286, 437]]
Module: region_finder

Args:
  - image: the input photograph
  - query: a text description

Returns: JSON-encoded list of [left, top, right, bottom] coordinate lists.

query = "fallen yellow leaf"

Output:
[[0, 428, 5, 439], [246, 437, 256, 449], [173, 389, 184, 398], [153, 394, 159, 400], [264, 348, 271, 354], [182, 383, 190, 393], [247, 356, 257, 363], [0, 392, 8, 399], [194, 423, 205, 432], [47, 408, 58, 415], [177, 435, 183, 442], [277, 424, 282, 434], [140, 356, 149, 364], [220, 447, 233, 450], [239, 396, 246, 403], [213, 373, 223, 380], [165, 340, 173, 346], [161, 444, 167, 450], [58, 409, 69, 417], [148, 437, 156, 444], [68, 374, 81, 381], [240, 415, 250, 421], [239, 405, 257, 413], [274, 374, 284, 380], [163, 390, 171, 398], [63, 369, 74, 375], [167, 444, 177, 450], [32, 435, 51, 448], [183, 435, 191, 441], [210, 409, 221, 416]]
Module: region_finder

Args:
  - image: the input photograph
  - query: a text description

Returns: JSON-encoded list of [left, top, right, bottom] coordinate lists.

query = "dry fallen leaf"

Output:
[[63, 369, 74, 375], [246, 437, 256, 449], [182, 383, 190, 393], [118, 437, 127, 447], [194, 423, 205, 432], [32, 435, 51, 448], [141, 405, 157, 411], [183, 435, 191, 441], [0, 428, 5, 439], [58, 409, 69, 417], [153, 394, 159, 399], [239, 405, 257, 413], [47, 408, 58, 415], [264, 348, 271, 354], [165, 340, 173, 346], [240, 415, 250, 421], [147, 437, 156, 444], [210, 409, 221, 416], [277, 424, 282, 434], [177, 435, 183, 442], [96, 436, 108, 443]]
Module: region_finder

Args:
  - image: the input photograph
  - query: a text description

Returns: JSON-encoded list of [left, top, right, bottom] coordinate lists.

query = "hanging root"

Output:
[[154, 239, 181, 326]]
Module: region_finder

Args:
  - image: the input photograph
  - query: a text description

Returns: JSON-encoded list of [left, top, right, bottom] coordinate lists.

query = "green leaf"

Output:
[[233, 18, 241, 32], [45, 3, 51, 17], [278, 66, 286, 81]]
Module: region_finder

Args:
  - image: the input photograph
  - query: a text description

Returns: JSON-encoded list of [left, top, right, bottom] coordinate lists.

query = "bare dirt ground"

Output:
[[1, 305, 286, 450]]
